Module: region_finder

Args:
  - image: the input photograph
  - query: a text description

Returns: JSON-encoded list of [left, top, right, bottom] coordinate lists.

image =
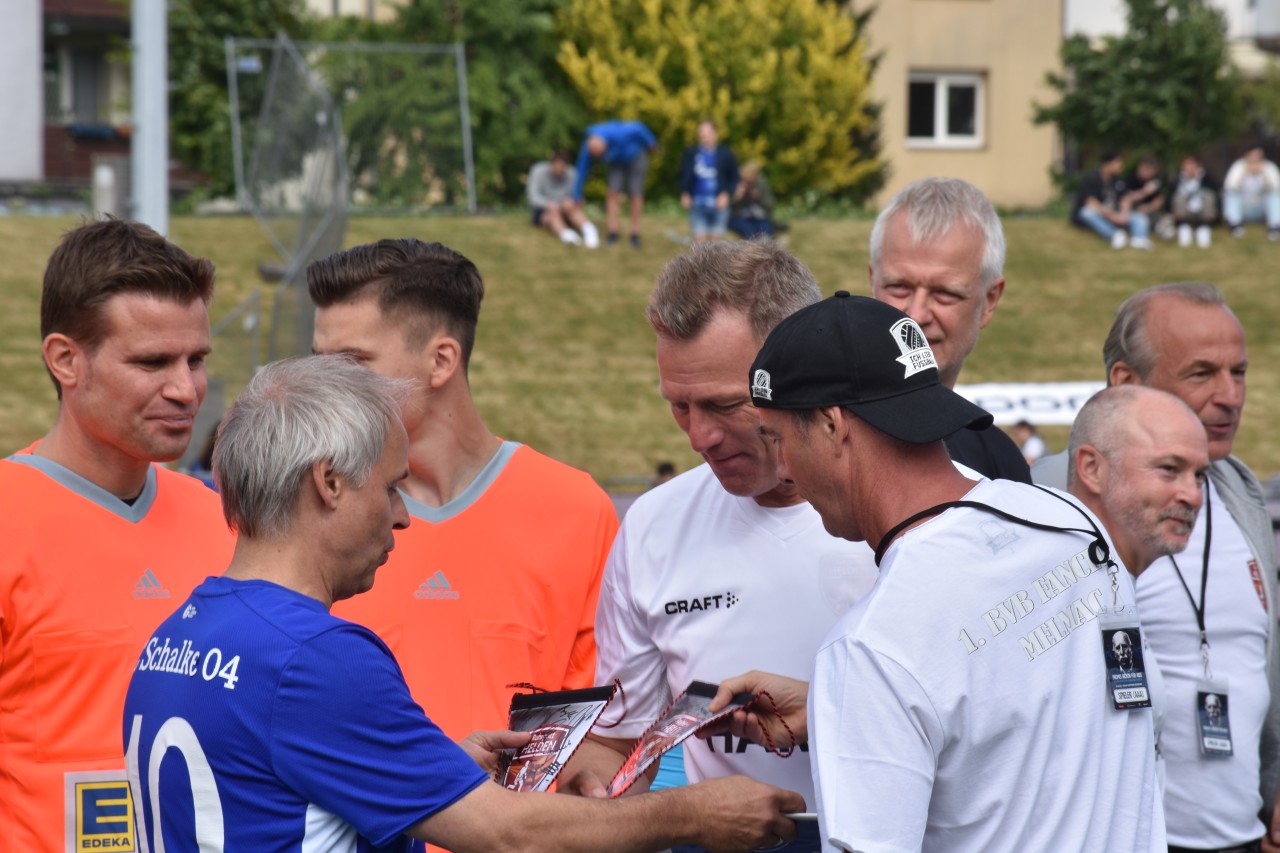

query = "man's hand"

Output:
[[702, 670, 810, 751], [682, 776, 806, 853], [716, 191, 730, 211], [558, 734, 638, 798], [559, 765, 611, 799], [681, 192, 692, 210], [458, 729, 530, 775]]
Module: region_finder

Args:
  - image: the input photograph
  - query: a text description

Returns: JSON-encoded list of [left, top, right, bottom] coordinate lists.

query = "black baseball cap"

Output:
[[749, 291, 993, 443]]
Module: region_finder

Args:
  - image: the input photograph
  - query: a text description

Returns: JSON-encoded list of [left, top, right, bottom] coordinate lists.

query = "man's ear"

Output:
[[310, 459, 342, 510], [42, 334, 81, 392], [1109, 360, 1141, 387], [825, 406, 853, 457], [425, 334, 463, 390], [1073, 445, 1107, 497], [979, 277, 1005, 329]]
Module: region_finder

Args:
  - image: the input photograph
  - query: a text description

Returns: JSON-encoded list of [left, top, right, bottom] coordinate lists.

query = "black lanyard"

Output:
[[873, 485, 1117, 571], [1168, 483, 1213, 676]]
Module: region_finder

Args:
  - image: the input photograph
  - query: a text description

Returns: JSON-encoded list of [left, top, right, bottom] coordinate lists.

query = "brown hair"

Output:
[[40, 218, 216, 396], [647, 239, 820, 343], [306, 238, 484, 369]]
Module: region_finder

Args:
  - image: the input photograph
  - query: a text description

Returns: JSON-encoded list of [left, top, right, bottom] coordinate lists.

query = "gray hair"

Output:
[[213, 355, 412, 538], [647, 239, 821, 343], [1102, 282, 1227, 380], [869, 177, 1006, 291], [1066, 385, 1195, 487]]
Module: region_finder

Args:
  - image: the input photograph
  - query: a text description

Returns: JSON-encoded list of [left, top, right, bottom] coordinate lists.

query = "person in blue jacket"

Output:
[[678, 120, 739, 244], [573, 119, 657, 248]]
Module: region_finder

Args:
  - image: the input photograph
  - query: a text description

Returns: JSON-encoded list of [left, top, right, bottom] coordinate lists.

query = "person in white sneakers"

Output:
[[528, 150, 600, 248], [1223, 146, 1280, 242], [1168, 154, 1220, 249]]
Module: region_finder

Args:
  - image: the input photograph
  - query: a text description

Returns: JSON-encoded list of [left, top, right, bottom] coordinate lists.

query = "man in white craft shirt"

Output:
[[563, 240, 878, 853]]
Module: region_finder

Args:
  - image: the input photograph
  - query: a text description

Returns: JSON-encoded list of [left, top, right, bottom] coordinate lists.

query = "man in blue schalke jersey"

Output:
[[123, 355, 802, 853]]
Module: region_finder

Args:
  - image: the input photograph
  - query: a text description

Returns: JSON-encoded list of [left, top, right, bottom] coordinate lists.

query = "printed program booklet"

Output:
[[497, 685, 618, 792], [606, 680, 756, 797]]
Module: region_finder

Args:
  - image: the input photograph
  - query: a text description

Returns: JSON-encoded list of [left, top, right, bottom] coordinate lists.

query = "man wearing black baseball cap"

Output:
[[748, 292, 1165, 852]]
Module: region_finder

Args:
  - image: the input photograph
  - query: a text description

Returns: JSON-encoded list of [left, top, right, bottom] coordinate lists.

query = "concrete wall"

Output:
[[860, 0, 1063, 209], [0, 0, 44, 181]]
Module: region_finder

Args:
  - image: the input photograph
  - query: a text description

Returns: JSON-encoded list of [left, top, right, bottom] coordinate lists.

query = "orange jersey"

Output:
[[333, 442, 618, 740], [0, 450, 234, 853]]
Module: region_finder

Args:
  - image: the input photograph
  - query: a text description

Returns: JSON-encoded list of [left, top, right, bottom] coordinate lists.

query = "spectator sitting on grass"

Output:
[[728, 162, 777, 240], [528, 150, 600, 248], [1071, 150, 1152, 250], [1168, 154, 1219, 249], [1223, 146, 1280, 241]]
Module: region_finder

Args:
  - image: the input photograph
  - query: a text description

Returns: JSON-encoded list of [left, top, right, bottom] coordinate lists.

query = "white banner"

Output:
[[954, 381, 1105, 426]]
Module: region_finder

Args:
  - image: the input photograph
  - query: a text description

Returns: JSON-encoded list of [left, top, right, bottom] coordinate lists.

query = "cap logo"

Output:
[[751, 369, 774, 401], [889, 318, 937, 378]]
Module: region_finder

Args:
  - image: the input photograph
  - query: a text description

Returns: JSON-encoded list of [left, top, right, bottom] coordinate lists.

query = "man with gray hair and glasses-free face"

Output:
[[868, 176, 1030, 482], [1033, 282, 1280, 853], [122, 355, 803, 853]]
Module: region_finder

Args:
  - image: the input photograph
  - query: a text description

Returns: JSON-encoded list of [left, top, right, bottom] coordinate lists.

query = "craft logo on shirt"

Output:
[[663, 591, 738, 615], [133, 569, 170, 600], [751, 369, 773, 402], [414, 570, 461, 600], [65, 772, 136, 851], [889, 318, 937, 378], [1249, 560, 1268, 613]]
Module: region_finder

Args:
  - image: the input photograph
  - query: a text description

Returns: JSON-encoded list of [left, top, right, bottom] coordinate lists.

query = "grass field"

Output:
[[3, 212, 1279, 483]]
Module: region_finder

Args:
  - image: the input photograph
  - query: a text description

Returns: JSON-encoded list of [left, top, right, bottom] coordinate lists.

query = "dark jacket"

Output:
[[677, 144, 740, 199]]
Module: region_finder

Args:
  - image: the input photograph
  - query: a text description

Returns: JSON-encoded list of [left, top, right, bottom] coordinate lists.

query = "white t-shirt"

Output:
[[811, 479, 1164, 853], [1136, 478, 1270, 847], [595, 464, 879, 805]]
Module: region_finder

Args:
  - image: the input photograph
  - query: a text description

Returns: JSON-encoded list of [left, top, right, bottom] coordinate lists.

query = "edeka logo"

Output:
[[415, 570, 460, 600], [663, 591, 738, 615], [70, 777, 136, 851]]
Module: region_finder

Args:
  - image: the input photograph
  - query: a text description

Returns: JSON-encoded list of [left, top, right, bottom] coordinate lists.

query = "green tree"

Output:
[[1034, 0, 1242, 168], [1241, 61, 1280, 139], [378, 0, 589, 206], [168, 0, 306, 201], [556, 0, 884, 202]]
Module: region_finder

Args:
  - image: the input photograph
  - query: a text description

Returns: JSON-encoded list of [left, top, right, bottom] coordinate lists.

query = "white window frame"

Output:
[[906, 71, 985, 150]]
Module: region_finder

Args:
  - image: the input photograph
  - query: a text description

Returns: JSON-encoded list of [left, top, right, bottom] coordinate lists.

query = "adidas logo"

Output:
[[414, 571, 460, 600], [134, 569, 171, 600]]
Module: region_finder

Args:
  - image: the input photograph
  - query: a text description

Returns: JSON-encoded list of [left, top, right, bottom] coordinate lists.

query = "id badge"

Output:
[[1196, 680, 1232, 756], [1100, 613, 1151, 710]]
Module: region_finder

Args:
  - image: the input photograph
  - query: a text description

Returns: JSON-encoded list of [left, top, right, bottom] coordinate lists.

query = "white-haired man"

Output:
[[122, 355, 803, 852], [868, 176, 1029, 482]]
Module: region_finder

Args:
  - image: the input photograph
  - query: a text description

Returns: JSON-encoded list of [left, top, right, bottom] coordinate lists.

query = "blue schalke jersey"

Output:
[[123, 576, 488, 852]]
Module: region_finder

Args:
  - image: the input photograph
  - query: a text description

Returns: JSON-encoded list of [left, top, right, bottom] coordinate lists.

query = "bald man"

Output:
[[1067, 386, 1209, 578]]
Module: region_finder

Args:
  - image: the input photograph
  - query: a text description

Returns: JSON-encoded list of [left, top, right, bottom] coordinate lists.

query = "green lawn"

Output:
[[3, 212, 1279, 483]]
